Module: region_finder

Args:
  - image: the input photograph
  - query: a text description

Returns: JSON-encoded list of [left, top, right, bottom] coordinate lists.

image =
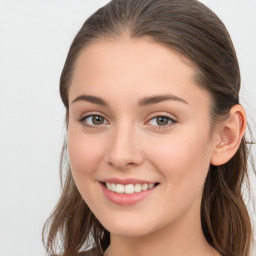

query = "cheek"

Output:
[[141, 128, 212, 224], [146, 128, 212, 190], [67, 128, 106, 177], [67, 128, 108, 209]]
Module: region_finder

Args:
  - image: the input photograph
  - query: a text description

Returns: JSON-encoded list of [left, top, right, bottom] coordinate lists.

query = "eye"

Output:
[[79, 114, 108, 127], [147, 115, 177, 129]]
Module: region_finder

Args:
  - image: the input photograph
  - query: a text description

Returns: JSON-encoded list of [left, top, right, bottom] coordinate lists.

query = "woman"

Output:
[[42, 0, 255, 255]]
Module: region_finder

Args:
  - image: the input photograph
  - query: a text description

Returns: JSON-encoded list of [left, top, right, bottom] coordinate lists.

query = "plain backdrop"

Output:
[[0, 1, 255, 255]]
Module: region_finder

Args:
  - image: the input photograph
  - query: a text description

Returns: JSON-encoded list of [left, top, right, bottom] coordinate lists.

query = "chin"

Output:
[[107, 225, 152, 238], [98, 213, 162, 238]]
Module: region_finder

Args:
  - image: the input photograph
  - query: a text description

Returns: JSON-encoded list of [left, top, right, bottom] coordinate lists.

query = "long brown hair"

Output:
[[42, 0, 255, 255]]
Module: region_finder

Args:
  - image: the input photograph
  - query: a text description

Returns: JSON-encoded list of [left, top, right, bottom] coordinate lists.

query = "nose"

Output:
[[106, 124, 144, 170]]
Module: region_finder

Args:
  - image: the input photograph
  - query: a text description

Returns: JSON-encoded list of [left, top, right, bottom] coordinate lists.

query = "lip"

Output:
[[100, 181, 159, 206], [101, 178, 157, 185]]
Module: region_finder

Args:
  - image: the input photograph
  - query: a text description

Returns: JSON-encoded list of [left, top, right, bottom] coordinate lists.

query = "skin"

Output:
[[67, 36, 246, 256]]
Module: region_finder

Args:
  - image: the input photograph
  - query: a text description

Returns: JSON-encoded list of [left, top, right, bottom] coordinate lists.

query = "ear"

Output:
[[211, 104, 247, 166]]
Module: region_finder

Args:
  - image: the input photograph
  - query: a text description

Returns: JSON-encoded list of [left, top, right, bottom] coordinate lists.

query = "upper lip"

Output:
[[101, 178, 158, 185]]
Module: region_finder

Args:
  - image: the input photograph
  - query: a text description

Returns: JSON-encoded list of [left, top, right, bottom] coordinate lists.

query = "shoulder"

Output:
[[78, 247, 103, 256]]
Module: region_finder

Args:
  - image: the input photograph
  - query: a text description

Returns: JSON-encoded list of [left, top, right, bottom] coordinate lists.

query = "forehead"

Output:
[[69, 36, 210, 112], [73, 36, 194, 83]]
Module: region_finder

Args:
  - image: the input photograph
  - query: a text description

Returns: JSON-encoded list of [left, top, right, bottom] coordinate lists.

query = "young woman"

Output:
[[42, 0, 255, 255]]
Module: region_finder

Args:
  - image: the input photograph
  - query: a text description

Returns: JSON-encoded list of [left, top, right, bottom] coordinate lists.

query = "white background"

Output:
[[0, 1, 255, 255]]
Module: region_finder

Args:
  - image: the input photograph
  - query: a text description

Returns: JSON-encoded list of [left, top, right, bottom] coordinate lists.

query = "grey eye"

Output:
[[149, 116, 174, 126], [82, 115, 107, 126]]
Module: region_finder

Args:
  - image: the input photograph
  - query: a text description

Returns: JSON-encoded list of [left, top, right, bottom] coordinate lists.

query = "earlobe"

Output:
[[211, 104, 247, 166]]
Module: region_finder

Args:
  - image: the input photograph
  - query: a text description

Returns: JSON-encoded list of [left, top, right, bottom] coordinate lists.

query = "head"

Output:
[[43, 1, 253, 256]]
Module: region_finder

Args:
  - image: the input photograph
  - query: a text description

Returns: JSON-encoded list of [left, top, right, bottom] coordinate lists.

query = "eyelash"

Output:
[[78, 113, 177, 130]]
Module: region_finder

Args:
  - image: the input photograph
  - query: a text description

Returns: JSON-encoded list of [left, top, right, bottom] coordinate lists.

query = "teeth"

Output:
[[106, 183, 112, 190], [105, 182, 156, 194], [115, 184, 125, 193], [141, 184, 148, 191], [134, 184, 142, 193], [125, 184, 134, 194], [148, 183, 154, 189], [110, 183, 116, 192]]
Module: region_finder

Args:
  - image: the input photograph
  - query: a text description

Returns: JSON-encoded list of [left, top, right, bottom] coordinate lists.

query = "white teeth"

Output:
[[110, 183, 116, 192], [134, 184, 142, 192], [125, 184, 134, 194], [105, 182, 156, 194], [141, 183, 148, 191], [115, 184, 125, 193], [148, 183, 154, 189], [106, 183, 112, 190]]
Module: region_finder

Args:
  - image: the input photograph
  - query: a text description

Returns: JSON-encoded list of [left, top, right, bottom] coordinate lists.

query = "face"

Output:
[[67, 37, 216, 237]]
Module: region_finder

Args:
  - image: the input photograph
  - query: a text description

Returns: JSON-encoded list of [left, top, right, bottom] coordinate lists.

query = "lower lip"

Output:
[[100, 183, 158, 206]]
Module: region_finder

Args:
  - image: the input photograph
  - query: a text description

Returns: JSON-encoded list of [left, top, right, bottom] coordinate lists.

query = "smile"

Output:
[[100, 180, 159, 206], [104, 182, 157, 194]]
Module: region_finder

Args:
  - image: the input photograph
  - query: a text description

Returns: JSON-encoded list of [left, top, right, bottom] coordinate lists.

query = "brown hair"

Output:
[[42, 0, 255, 255]]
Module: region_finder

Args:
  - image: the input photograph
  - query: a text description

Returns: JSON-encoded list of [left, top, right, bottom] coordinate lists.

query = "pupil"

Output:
[[93, 116, 103, 125], [157, 117, 168, 125]]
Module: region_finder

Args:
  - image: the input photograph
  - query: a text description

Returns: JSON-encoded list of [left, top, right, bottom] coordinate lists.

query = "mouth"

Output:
[[100, 182, 160, 194]]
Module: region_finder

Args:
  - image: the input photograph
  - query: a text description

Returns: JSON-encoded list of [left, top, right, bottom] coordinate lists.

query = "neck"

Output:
[[106, 203, 220, 256]]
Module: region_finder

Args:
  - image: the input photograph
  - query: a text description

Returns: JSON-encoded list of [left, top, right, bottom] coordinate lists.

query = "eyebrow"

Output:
[[138, 94, 189, 106], [71, 94, 189, 107], [72, 94, 108, 106]]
